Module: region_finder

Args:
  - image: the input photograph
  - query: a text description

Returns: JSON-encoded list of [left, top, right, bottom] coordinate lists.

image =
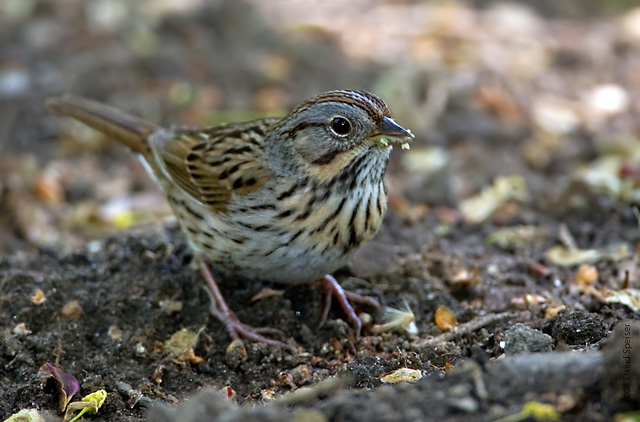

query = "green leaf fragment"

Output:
[[65, 389, 107, 422]]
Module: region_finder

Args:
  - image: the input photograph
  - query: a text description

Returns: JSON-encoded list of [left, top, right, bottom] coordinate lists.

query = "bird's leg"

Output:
[[198, 261, 295, 351], [314, 274, 380, 336]]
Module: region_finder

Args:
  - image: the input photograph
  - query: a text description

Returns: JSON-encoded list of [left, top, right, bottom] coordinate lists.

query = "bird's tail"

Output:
[[45, 95, 160, 155]]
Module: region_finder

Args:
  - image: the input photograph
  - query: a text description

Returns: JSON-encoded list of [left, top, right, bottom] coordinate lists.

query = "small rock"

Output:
[[0, 68, 30, 98], [502, 323, 553, 354]]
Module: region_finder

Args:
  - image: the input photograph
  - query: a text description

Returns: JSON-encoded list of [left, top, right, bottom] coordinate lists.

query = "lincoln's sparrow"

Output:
[[46, 90, 413, 350]]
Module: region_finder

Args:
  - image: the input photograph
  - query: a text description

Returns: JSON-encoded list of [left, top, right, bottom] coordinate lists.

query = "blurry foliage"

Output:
[[2, 0, 640, 254]]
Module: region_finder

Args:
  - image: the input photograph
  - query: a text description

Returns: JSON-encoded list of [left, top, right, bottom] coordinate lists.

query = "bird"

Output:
[[46, 90, 413, 350]]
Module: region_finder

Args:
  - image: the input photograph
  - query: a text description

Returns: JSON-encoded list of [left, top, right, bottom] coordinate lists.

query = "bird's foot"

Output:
[[314, 274, 380, 336], [199, 261, 296, 352]]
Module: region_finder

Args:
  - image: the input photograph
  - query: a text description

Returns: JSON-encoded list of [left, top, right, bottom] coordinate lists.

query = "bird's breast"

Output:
[[170, 173, 388, 284]]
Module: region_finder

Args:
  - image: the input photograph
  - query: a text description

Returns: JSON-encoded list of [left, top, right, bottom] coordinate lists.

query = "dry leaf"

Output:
[[164, 328, 201, 359], [12, 322, 32, 336], [487, 225, 546, 249], [107, 324, 123, 342], [545, 244, 629, 267], [604, 289, 640, 312], [576, 264, 598, 285], [41, 363, 80, 412], [451, 267, 480, 287], [33, 175, 65, 205], [460, 176, 528, 224], [380, 368, 422, 384], [435, 305, 457, 331], [31, 288, 46, 305], [532, 96, 580, 135], [158, 299, 183, 315], [61, 301, 83, 319], [545, 305, 566, 319]]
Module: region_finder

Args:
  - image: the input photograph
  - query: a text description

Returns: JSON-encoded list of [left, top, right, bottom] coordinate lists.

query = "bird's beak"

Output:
[[380, 117, 414, 139], [371, 116, 414, 149]]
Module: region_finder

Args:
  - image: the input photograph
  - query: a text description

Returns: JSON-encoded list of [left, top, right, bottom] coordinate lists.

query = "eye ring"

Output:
[[330, 116, 352, 137]]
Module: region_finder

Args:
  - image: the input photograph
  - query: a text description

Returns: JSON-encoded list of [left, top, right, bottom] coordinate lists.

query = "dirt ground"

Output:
[[1, 1, 640, 421]]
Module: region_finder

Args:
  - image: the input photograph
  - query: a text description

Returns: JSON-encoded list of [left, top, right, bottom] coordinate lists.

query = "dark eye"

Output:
[[330, 116, 351, 136]]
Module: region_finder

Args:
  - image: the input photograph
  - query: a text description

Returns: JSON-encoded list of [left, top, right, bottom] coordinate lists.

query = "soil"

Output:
[[1, 1, 640, 421]]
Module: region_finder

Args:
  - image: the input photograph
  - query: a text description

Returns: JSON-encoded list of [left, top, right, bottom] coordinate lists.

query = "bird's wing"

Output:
[[150, 118, 280, 211]]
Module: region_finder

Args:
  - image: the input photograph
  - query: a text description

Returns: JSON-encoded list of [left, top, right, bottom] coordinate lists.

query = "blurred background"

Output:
[[2, 0, 640, 253]]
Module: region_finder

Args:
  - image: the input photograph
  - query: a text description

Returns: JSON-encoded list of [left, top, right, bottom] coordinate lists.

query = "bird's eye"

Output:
[[330, 116, 351, 136]]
